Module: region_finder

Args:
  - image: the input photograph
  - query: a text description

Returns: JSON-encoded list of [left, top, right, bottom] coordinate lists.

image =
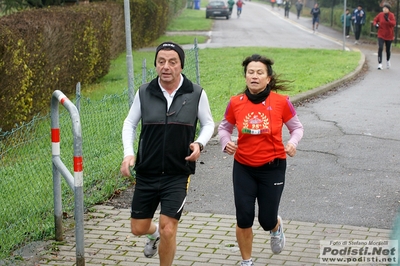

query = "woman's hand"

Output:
[[224, 141, 238, 155], [285, 143, 297, 157]]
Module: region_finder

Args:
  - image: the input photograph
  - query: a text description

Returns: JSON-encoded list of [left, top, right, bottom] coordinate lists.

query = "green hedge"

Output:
[[0, 0, 187, 133], [0, 3, 119, 131]]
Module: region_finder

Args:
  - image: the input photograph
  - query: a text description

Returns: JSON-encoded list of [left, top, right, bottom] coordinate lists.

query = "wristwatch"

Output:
[[195, 142, 204, 152]]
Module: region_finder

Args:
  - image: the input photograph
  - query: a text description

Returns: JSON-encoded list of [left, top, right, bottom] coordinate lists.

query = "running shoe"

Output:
[[241, 260, 255, 266], [144, 225, 160, 258], [378, 64, 383, 70], [270, 216, 285, 254], [387, 61, 391, 69]]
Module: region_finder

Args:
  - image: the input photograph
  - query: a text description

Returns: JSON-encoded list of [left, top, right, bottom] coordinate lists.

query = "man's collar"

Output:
[[158, 74, 184, 93]]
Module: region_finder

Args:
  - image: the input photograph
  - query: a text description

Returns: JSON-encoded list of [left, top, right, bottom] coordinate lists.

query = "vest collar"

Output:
[[148, 74, 194, 96]]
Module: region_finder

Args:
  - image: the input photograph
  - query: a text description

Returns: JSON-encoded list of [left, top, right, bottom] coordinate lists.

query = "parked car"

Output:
[[206, 0, 230, 19]]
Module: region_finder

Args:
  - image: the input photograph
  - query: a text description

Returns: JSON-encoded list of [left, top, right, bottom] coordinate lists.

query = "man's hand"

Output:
[[120, 155, 135, 177], [185, 142, 201, 162]]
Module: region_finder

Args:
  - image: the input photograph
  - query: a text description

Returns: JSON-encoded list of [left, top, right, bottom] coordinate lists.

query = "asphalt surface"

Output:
[[184, 1, 400, 230]]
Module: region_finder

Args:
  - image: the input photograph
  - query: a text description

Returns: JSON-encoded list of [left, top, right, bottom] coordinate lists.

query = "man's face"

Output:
[[155, 50, 182, 85]]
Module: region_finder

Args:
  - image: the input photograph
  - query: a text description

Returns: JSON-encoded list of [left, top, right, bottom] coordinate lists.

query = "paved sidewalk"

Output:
[[37, 205, 391, 266]]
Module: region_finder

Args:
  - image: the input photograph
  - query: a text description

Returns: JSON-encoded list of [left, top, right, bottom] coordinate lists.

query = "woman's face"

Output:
[[383, 7, 389, 13], [245, 61, 271, 95]]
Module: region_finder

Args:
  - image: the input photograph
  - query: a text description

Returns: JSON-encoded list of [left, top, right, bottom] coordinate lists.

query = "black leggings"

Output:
[[284, 8, 289, 17], [345, 26, 350, 36], [354, 24, 362, 40], [378, 38, 392, 63], [233, 159, 286, 231]]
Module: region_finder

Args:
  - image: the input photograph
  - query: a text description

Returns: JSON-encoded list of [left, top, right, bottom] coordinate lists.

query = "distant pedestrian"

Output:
[[310, 3, 320, 33], [218, 54, 304, 266], [236, 0, 245, 18], [341, 9, 352, 38], [283, 0, 291, 18], [276, 0, 282, 10], [228, 0, 235, 14], [352, 4, 365, 44], [295, 0, 303, 19], [373, 3, 396, 69], [270, 0, 276, 9]]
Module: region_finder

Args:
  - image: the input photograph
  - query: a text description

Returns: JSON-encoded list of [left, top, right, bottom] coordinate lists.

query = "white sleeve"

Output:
[[195, 90, 215, 146], [122, 92, 141, 158]]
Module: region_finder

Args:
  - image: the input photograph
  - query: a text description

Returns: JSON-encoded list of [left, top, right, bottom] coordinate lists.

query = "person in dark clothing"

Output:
[[352, 4, 365, 44], [283, 0, 291, 18], [310, 3, 320, 32], [373, 3, 396, 69], [228, 0, 235, 14], [120, 41, 214, 266], [341, 9, 352, 38], [295, 0, 303, 19]]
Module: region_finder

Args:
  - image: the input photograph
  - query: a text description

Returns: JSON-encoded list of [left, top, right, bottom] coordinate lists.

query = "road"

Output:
[[186, 1, 400, 230], [197, 1, 345, 49]]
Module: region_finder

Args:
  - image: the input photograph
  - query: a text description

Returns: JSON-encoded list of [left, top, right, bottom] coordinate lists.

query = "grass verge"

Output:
[[82, 47, 361, 121]]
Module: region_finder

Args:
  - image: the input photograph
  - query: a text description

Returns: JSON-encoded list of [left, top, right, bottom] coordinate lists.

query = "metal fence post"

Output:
[[194, 38, 200, 85], [142, 58, 147, 85], [76, 82, 81, 113], [51, 90, 85, 266], [124, 0, 134, 107]]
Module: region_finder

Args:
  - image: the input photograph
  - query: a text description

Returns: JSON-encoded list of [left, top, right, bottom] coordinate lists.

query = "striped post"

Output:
[[51, 90, 85, 266]]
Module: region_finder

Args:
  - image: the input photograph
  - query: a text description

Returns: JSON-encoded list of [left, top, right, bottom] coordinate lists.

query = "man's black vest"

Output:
[[134, 76, 203, 176]]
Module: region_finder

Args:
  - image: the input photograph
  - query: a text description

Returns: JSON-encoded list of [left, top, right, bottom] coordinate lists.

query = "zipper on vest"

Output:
[[166, 99, 186, 117], [175, 99, 186, 116], [161, 101, 169, 173]]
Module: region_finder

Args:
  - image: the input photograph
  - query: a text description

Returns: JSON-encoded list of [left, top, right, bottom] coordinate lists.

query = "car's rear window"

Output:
[[209, 1, 224, 6]]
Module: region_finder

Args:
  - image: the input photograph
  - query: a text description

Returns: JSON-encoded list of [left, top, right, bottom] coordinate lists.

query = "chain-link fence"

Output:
[[0, 43, 200, 260]]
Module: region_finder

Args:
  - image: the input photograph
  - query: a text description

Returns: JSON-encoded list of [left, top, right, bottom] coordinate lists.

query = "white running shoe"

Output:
[[270, 216, 286, 254], [144, 224, 160, 258], [387, 61, 391, 69], [378, 64, 383, 70], [241, 259, 255, 266]]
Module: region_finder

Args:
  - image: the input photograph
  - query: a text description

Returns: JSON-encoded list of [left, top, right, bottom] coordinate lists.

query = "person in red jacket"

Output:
[[236, 0, 245, 18], [373, 3, 396, 70]]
